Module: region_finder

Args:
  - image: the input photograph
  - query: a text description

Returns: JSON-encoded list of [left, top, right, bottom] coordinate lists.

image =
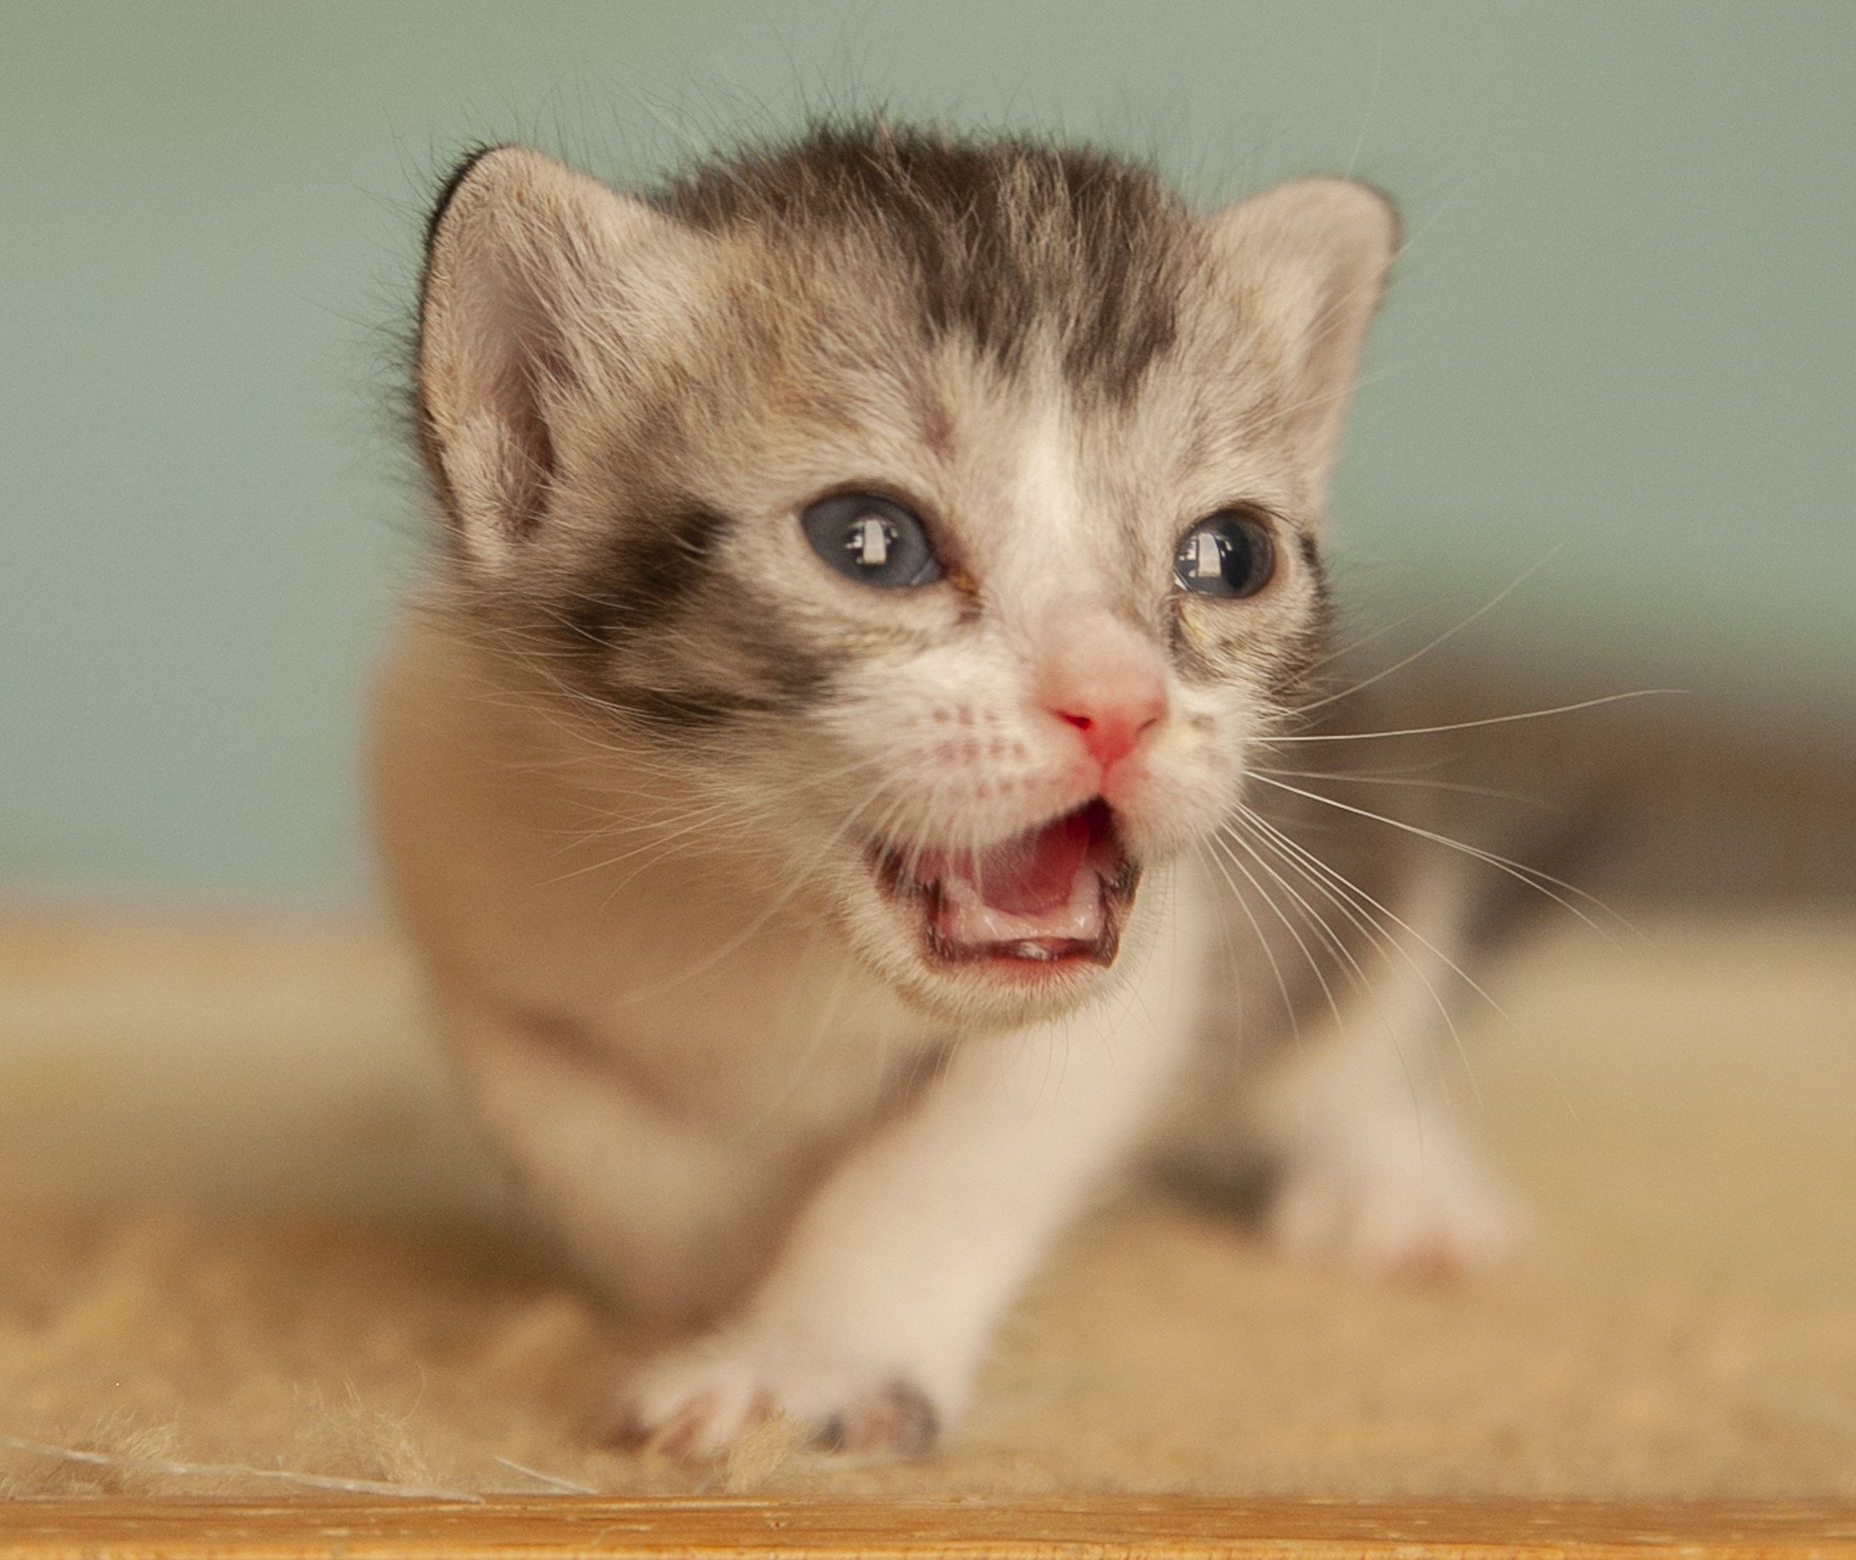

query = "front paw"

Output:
[[1265, 1145, 1525, 1279], [602, 1332, 942, 1461]]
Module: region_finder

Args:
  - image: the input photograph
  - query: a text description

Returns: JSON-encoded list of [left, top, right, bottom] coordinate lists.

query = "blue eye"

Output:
[[801, 494, 943, 589], [1173, 511, 1277, 599]]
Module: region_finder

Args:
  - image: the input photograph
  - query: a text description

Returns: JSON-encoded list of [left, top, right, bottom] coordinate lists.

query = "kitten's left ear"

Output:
[[1206, 178, 1399, 484]]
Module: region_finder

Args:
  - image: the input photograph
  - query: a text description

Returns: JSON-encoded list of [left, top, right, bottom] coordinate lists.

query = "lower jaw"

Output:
[[921, 952, 1113, 993], [921, 920, 1123, 975]]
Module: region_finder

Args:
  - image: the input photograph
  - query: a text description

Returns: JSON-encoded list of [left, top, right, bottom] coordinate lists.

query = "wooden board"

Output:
[[2, 1498, 1853, 1559]]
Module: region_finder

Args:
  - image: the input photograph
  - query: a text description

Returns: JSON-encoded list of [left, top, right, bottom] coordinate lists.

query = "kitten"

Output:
[[371, 123, 1519, 1460]]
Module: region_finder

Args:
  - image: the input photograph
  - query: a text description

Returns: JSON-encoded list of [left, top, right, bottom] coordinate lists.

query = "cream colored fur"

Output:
[[372, 133, 1513, 1459]]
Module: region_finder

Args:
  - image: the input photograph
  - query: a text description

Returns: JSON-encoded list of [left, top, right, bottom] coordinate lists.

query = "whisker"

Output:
[[1267, 688, 1680, 744], [1207, 832, 1347, 1032], [599, 772, 909, 1005], [1193, 838, 1303, 1045], [1248, 772, 1630, 938], [1223, 820, 1385, 993], [1297, 604, 1431, 680], [1294, 548, 1564, 716], [1229, 808, 1442, 1129], [1256, 767, 1554, 807], [1231, 813, 1483, 1095], [1234, 807, 1508, 1064], [1215, 827, 1373, 1002], [538, 801, 748, 891]]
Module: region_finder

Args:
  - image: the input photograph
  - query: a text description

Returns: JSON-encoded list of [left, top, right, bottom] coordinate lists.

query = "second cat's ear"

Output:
[[1205, 178, 1399, 486], [415, 146, 705, 568]]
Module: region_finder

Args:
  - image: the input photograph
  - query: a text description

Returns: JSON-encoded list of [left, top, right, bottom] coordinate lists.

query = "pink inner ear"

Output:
[[419, 153, 607, 549], [500, 399, 556, 538], [440, 276, 569, 541]]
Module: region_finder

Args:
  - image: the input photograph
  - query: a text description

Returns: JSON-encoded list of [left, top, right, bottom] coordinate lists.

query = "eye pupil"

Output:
[[1174, 511, 1276, 599], [802, 494, 942, 590]]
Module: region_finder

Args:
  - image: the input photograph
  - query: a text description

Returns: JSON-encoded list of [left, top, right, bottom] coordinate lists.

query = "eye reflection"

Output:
[[801, 494, 943, 589], [1173, 511, 1276, 599]]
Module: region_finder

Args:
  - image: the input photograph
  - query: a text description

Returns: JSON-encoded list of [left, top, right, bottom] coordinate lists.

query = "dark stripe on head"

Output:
[[571, 506, 733, 648], [603, 687, 779, 732], [660, 123, 1185, 398], [722, 615, 836, 709], [559, 501, 836, 735], [599, 643, 833, 730]]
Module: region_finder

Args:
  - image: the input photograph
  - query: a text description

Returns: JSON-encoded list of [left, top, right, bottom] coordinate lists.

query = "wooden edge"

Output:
[[1, 1497, 1853, 1559]]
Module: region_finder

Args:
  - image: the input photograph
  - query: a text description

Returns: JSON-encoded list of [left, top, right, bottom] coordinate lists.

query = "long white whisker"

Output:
[[1234, 817, 1481, 1095], [1249, 772, 1628, 938], [535, 799, 748, 888], [1216, 827, 1373, 998], [1298, 605, 1431, 679], [1234, 807, 1504, 1075], [1229, 808, 1442, 1127], [1294, 549, 1564, 716], [1207, 832, 1346, 1034], [1257, 767, 1553, 806], [1194, 838, 1303, 1045], [1268, 688, 1680, 744]]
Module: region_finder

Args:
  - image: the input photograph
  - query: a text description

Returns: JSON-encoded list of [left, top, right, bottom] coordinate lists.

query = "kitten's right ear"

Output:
[[415, 146, 701, 568]]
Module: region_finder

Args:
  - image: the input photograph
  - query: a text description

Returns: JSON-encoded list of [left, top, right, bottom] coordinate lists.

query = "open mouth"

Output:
[[874, 799, 1139, 969]]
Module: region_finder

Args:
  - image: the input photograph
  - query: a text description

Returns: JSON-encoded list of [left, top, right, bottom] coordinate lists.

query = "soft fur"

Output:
[[371, 124, 1516, 1459]]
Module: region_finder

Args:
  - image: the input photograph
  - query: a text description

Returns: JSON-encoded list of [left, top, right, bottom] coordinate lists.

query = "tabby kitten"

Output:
[[371, 124, 1517, 1459]]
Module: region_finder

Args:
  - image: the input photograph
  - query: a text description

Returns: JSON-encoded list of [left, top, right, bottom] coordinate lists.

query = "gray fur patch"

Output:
[[660, 123, 1189, 398]]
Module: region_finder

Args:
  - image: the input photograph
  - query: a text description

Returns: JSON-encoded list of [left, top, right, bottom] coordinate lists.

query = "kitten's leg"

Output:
[[1247, 996, 1524, 1277], [439, 999, 792, 1327], [606, 995, 1193, 1459], [1242, 872, 1524, 1276]]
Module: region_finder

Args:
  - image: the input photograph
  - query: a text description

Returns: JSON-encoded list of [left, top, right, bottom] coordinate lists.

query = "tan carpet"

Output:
[[2, 910, 1852, 1499]]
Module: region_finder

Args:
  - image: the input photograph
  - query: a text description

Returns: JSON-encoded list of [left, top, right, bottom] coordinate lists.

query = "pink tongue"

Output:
[[967, 809, 1094, 916]]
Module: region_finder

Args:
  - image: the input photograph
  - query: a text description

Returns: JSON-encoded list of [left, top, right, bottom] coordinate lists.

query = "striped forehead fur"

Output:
[[657, 123, 1191, 397]]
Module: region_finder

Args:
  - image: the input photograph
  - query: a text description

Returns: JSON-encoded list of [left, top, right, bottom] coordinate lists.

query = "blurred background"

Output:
[[4, 0, 1852, 904]]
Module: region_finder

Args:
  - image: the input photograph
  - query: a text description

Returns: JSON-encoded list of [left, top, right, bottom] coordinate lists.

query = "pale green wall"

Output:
[[4, 1, 1851, 899]]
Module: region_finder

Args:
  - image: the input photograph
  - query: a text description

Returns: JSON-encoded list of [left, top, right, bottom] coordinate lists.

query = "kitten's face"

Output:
[[414, 134, 1390, 1029]]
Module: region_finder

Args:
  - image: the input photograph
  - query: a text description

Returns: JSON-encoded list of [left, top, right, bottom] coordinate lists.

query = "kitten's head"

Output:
[[412, 125, 1394, 1029]]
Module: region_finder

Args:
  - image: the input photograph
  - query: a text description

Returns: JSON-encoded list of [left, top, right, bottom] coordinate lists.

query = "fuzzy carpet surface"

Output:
[[1, 910, 1852, 1499]]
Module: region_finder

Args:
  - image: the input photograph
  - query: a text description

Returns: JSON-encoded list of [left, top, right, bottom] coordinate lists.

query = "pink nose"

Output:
[[1051, 697, 1164, 770], [1037, 609, 1168, 773], [1042, 634, 1167, 770]]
